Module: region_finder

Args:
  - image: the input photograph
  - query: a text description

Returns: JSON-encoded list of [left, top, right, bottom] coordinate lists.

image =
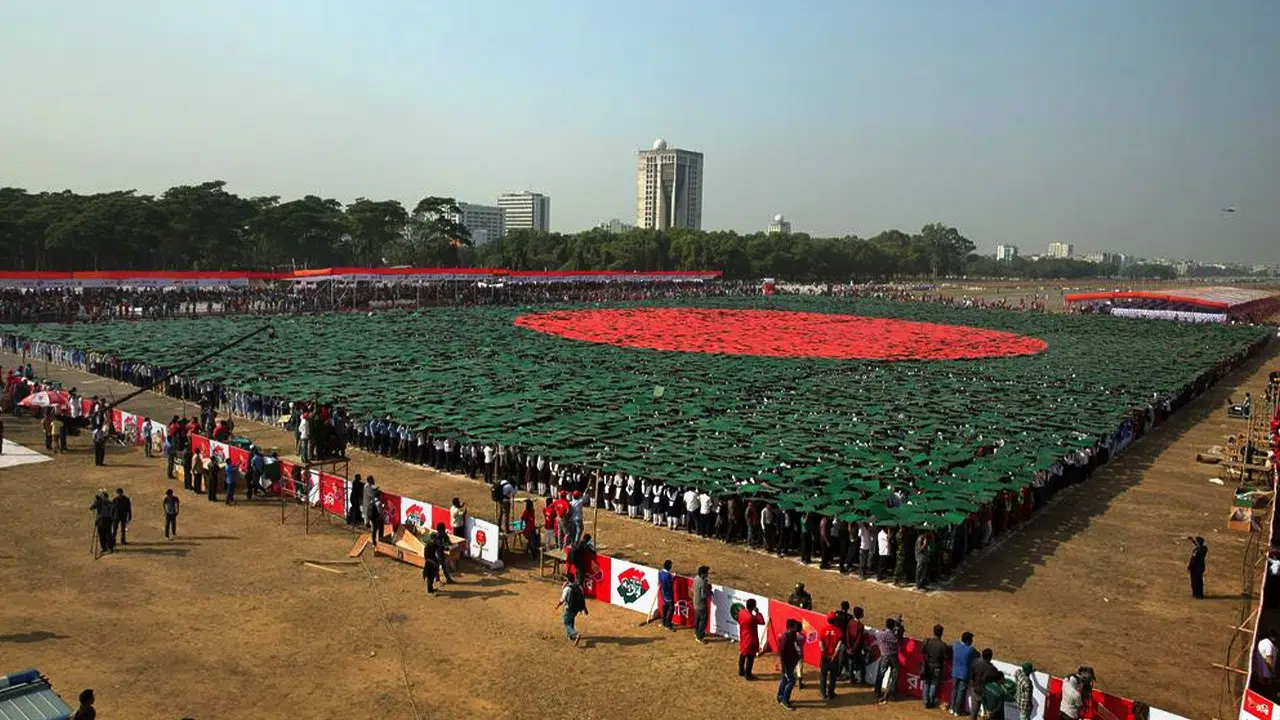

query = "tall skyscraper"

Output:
[[450, 202, 505, 246], [636, 138, 704, 231], [995, 244, 1019, 262], [498, 191, 551, 233]]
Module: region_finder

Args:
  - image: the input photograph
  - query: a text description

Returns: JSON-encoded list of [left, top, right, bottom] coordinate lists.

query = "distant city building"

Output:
[[767, 214, 791, 234], [636, 138, 704, 231], [1046, 242, 1074, 259], [1115, 252, 1133, 267], [1083, 252, 1117, 265], [449, 202, 504, 246], [995, 244, 1019, 262], [498, 191, 551, 233], [1175, 260, 1195, 276], [596, 218, 634, 234]]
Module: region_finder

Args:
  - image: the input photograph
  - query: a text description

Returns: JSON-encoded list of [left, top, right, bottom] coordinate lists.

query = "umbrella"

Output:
[[19, 390, 73, 412]]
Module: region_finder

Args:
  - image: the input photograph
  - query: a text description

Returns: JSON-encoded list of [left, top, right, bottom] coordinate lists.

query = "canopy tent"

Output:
[[0, 268, 721, 289], [1065, 286, 1280, 321]]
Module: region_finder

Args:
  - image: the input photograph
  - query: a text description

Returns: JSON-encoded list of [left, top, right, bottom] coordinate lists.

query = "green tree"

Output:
[[345, 198, 409, 266]]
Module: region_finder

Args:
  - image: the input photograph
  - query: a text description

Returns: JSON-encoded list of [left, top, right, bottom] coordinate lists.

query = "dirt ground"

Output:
[[2, 343, 1277, 720]]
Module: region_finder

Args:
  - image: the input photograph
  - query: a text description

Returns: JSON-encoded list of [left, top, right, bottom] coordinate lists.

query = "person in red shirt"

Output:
[[737, 598, 765, 680], [520, 499, 539, 558], [542, 500, 558, 550], [819, 612, 846, 700], [844, 605, 866, 684], [552, 493, 571, 547]]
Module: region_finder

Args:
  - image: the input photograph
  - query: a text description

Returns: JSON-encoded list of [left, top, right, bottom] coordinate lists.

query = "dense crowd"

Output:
[[0, 279, 1072, 325], [7, 323, 1269, 595]]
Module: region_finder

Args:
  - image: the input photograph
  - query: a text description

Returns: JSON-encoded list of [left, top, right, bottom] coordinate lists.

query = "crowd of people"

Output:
[[779, 283, 1054, 312], [0, 278, 1071, 326], [4, 312, 1271, 594], [0, 280, 758, 323]]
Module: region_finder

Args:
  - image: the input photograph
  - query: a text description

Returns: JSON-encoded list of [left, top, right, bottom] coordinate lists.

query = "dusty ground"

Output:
[[2, 344, 1277, 719]]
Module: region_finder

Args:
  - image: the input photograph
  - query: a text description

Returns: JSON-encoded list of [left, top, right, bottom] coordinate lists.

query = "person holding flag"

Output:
[[736, 598, 765, 680]]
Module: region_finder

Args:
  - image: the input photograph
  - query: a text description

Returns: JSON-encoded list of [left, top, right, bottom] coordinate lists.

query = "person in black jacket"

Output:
[[90, 490, 114, 554], [1189, 536, 1209, 599], [112, 488, 132, 546], [968, 647, 1004, 720]]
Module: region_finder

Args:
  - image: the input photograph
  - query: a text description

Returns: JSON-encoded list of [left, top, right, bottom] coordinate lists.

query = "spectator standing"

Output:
[[658, 560, 677, 630], [922, 624, 950, 709], [969, 648, 1004, 720], [1188, 536, 1208, 599], [737, 598, 765, 680], [776, 619, 803, 710], [693, 565, 712, 643], [111, 488, 132, 546], [872, 616, 904, 704], [788, 582, 813, 610], [450, 497, 468, 538], [1014, 662, 1036, 720], [950, 631, 977, 715], [819, 612, 845, 700], [162, 488, 180, 539]]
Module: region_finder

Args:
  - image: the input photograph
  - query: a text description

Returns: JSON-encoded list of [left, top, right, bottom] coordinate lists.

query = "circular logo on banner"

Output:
[[514, 308, 1047, 361], [475, 529, 487, 546]]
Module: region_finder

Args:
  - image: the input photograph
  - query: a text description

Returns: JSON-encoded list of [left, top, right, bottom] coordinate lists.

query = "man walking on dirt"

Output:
[[555, 577, 588, 645]]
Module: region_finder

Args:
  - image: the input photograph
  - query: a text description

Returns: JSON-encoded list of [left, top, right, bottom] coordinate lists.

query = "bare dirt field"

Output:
[[2, 344, 1276, 719]]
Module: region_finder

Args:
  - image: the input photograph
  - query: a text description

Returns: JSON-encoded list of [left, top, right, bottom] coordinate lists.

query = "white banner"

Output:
[[709, 586, 770, 643], [306, 470, 321, 506], [607, 559, 660, 614], [400, 496, 432, 530], [465, 517, 503, 568]]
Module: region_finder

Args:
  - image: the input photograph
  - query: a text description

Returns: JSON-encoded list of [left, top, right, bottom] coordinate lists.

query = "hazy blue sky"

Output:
[[2, 0, 1277, 262]]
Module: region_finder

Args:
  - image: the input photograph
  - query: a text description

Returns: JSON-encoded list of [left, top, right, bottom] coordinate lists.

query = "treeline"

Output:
[[0, 181, 1219, 281]]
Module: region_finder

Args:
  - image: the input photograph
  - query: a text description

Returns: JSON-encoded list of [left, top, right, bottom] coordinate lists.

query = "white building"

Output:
[[636, 138, 704, 231], [450, 202, 504, 246], [497, 191, 551, 233], [995, 244, 1019, 262], [596, 218, 634, 234], [767, 214, 791, 234], [1047, 242, 1074, 259], [1083, 252, 1116, 265]]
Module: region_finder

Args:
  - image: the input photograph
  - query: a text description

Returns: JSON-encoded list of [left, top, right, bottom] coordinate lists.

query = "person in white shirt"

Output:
[[450, 497, 468, 537], [697, 491, 713, 537], [876, 527, 892, 580], [482, 445, 495, 484], [297, 413, 311, 462], [683, 488, 699, 533], [665, 486, 681, 530], [858, 523, 876, 578]]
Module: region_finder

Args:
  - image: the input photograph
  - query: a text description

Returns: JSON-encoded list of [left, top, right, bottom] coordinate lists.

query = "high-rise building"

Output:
[[767, 214, 791, 234], [636, 138, 704, 231], [1047, 242, 1074, 259], [449, 202, 504, 246], [995, 244, 1019, 262], [498, 191, 551, 233]]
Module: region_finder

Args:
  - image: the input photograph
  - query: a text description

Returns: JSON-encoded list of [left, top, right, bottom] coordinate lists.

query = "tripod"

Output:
[[90, 517, 101, 560]]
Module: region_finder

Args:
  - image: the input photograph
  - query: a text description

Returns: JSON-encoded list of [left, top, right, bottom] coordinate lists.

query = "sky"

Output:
[[1, 0, 1278, 263]]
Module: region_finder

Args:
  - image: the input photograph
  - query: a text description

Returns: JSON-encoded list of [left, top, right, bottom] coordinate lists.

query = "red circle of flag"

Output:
[[514, 308, 1047, 361]]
